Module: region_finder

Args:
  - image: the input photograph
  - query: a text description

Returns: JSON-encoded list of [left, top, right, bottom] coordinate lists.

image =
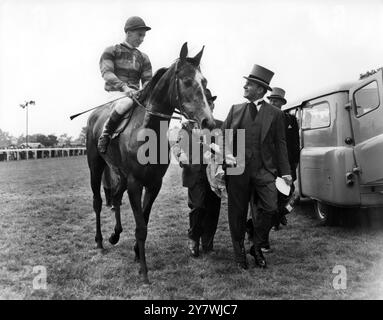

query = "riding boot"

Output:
[[98, 110, 124, 154]]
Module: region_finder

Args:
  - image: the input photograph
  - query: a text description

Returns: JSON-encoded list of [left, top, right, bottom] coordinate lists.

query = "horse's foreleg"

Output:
[[133, 183, 162, 261], [109, 177, 127, 246], [142, 183, 162, 225], [109, 204, 122, 245], [90, 161, 106, 250], [127, 176, 149, 284]]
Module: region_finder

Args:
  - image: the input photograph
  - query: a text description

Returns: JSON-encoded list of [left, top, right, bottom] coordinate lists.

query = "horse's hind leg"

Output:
[[109, 176, 127, 246], [126, 175, 149, 284], [102, 168, 113, 207], [103, 187, 112, 207], [133, 182, 162, 262]]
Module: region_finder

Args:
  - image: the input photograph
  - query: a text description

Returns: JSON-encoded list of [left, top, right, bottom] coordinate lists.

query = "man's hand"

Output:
[[203, 150, 212, 162], [282, 175, 293, 186], [210, 143, 221, 154], [178, 152, 188, 168], [225, 154, 237, 167]]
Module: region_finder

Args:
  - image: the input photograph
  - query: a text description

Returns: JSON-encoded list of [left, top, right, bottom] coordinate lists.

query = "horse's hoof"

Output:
[[109, 233, 120, 245], [96, 247, 106, 255], [138, 270, 150, 284]]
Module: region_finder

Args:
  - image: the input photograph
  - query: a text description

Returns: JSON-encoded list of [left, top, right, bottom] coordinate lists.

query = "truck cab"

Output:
[[284, 70, 383, 224]]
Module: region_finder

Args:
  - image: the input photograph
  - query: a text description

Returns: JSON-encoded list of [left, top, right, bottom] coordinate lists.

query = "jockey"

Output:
[[98, 16, 152, 153]]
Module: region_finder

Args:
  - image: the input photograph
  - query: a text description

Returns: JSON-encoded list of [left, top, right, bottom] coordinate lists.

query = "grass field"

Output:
[[0, 156, 382, 300]]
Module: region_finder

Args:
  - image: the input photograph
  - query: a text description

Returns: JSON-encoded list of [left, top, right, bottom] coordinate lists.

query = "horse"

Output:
[[86, 43, 215, 283]]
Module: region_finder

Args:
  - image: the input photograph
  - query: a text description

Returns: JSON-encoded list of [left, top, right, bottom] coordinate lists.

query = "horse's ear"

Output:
[[192, 45, 205, 66], [179, 42, 188, 61]]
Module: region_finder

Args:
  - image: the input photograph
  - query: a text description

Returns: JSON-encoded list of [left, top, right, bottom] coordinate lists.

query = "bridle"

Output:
[[132, 60, 197, 123]]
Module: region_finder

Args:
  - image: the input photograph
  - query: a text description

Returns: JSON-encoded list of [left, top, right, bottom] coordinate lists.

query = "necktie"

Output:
[[249, 102, 258, 120]]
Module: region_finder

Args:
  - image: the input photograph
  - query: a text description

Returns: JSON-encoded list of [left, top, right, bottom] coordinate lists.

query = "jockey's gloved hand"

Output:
[[122, 85, 137, 97]]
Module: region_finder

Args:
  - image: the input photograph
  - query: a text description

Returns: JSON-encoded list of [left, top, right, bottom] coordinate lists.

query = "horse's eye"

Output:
[[183, 79, 193, 87]]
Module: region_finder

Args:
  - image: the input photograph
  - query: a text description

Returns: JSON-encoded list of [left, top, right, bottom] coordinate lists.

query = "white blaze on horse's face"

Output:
[[179, 66, 215, 129]]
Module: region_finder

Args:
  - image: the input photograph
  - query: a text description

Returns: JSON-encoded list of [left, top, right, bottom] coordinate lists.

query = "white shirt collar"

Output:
[[248, 98, 264, 111], [123, 41, 134, 49]]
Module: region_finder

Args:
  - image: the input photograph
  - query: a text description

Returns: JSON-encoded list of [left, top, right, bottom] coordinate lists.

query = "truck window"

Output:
[[302, 101, 330, 130], [354, 81, 380, 117]]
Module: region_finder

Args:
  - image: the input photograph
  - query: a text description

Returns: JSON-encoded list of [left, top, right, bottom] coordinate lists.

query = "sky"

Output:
[[1, 0, 383, 139]]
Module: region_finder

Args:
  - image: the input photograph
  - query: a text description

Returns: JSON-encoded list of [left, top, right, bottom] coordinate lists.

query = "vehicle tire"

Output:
[[314, 201, 340, 226]]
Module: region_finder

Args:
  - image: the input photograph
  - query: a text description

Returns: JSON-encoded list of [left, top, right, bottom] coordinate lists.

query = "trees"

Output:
[[78, 126, 87, 145], [28, 134, 58, 147], [58, 133, 73, 147], [46, 135, 58, 147], [360, 67, 383, 80], [0, 129, 81, 148], [0, 129, 13, 148]]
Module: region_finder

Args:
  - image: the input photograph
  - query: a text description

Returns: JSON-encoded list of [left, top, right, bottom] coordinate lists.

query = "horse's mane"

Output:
[[138, 67, 169, 103]]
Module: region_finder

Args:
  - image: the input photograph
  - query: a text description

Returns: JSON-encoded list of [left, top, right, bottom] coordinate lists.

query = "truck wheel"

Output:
[[314, 201, 339, 226]]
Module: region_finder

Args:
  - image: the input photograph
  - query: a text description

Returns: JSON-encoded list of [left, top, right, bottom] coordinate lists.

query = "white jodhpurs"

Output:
[[107, 91, 134, 115]]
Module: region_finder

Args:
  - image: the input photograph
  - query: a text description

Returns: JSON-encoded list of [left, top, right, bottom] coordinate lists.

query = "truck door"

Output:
[[349, 70, 383, 185]]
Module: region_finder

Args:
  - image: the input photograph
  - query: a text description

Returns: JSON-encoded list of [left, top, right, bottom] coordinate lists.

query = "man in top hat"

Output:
[[246, 87, 300, 251], [98, 16, 152, 154], [222, 64, 291, 269], [268, 87, 300, 229], [173, 89, 222, 257]]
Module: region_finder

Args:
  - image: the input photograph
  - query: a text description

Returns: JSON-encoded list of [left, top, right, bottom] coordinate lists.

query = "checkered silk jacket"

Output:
[[99, 43, 152, 92]]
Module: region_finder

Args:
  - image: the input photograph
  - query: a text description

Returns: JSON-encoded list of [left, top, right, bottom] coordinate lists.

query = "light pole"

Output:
[[19, 100, 35, 148]]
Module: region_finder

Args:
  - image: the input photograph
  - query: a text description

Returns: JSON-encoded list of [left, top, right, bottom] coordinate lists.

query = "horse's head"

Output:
[[174, 43, 216, 130]]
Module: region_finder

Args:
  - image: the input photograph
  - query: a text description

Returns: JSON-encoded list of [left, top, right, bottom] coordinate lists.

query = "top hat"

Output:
[[267, 87, 287, 105], [124, 16, 151, 32], [205, 88, 217, 102], [243, 64, 274, 91]]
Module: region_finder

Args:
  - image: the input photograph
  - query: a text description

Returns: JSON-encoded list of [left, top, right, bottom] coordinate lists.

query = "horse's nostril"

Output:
[[201, 118, 215, 129]]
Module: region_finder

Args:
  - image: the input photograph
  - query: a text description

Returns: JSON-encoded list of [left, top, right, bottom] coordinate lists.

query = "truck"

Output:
[[283, 69, 383, 225]]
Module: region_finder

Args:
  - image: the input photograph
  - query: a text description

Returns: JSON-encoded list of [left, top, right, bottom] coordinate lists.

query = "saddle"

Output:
[[111, 90, 144, 140], [111, 106, 136, 140]]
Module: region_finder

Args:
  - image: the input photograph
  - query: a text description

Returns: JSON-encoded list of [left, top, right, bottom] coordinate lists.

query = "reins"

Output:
[[134, 60, 197, 123]]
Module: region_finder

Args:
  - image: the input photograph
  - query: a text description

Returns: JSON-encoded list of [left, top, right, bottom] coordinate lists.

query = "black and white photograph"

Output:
[[1, 0, 383, 302]]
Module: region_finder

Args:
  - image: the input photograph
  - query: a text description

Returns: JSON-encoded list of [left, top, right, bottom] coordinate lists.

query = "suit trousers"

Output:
[[227, 163, 278, 259], [187, 176, 221, 250]]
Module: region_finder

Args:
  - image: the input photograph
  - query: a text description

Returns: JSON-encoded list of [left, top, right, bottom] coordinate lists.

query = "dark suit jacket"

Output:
[[222, 101, 290, 181], [284, 113, 300, 164], [283, 112, 300, 181], [178, 119, 223, 188]]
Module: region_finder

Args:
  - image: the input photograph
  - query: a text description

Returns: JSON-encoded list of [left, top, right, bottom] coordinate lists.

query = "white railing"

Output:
[[0, 147, 87, 161]]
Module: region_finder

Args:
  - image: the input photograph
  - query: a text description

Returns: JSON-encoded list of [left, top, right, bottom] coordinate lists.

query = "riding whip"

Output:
[[69, 95, 129, 120]]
